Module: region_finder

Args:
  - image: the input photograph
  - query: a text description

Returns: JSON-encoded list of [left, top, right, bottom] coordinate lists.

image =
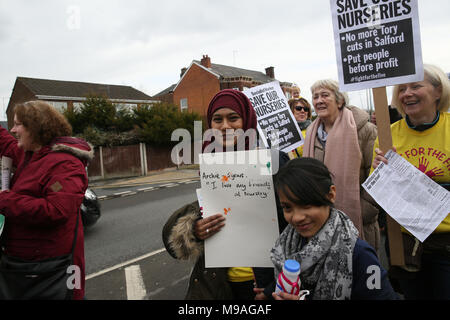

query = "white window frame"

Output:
[[180, 98, 188, 111]]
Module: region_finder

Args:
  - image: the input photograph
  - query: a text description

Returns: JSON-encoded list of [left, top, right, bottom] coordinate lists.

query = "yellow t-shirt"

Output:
[[227, 267, 255, 282], [372, 112, 450, 233], [288, 129, 307, 159]]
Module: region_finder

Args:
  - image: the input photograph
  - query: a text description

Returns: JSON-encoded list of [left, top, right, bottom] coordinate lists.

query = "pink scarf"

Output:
[[304, 107, 363, 236]]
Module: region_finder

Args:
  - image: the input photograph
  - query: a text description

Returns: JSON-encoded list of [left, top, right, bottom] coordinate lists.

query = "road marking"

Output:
[[125, 265, 147, 300], [183, 180, 199, 184], [113, 191, 133, 196], [86, 248, 166, 280], [122, 191, 137, 197], [159, 183, 177, 188], [98, 195, 107, 200], [137, 186, 155, 192]]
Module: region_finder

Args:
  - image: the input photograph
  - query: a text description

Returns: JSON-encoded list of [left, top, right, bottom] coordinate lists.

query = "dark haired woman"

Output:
[[0, 101, 93, 299], [271, 158, 397, 300], [163, 89, 289, 300]]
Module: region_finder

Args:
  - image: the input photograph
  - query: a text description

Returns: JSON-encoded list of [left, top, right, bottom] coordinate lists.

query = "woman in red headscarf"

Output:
[[162, 89, 288, 300]]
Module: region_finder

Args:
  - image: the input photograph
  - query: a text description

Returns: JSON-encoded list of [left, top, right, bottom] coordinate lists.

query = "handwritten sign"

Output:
[[199, 149, 279, 267], [330, 0, 423, 91], [244, 82, 304, 153]]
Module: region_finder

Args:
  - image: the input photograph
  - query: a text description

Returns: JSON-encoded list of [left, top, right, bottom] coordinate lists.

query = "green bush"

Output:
[[64, 96, 202, 147], [134, 102, 202, 146]]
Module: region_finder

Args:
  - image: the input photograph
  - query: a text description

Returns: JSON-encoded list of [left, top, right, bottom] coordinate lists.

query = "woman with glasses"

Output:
[[288, 97, 312, 158], [302, 79, 380, 253]]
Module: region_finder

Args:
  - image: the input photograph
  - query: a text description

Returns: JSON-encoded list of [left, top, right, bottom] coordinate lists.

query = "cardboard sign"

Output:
[[199, 149, 279, 267], [244, 82, 304, 153], [330, 0, 423, 91]]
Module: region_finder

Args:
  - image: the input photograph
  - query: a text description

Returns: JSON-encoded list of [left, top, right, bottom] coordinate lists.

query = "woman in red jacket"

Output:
[[0, 100, 93, 299]]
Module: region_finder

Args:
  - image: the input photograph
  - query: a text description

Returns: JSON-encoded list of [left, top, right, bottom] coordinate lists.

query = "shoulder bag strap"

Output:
[[69, 209, 80, 262]]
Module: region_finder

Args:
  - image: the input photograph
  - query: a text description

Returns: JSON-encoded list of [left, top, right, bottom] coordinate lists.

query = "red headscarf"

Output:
[[207, 89, 257, 131], [203, 89, 257, 152], [202, 89, 257, 151]]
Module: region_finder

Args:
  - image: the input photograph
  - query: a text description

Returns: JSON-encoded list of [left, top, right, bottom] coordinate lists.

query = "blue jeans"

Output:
[[398, 252, 450, 300]]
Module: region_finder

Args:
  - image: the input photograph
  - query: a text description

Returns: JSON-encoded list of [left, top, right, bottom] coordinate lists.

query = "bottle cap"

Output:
[[284, 259, 300, 273]]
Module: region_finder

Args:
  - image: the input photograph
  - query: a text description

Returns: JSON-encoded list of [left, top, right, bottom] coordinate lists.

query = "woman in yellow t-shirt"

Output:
[[372, 64, 450, 300], [288, 97, 312, 159]]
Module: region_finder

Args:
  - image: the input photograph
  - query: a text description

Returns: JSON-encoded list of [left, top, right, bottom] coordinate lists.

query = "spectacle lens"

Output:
[[295, 106, 309, 112]]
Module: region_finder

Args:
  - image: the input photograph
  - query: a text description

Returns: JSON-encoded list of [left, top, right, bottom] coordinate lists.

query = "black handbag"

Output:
[[0, 211, 80, 300]]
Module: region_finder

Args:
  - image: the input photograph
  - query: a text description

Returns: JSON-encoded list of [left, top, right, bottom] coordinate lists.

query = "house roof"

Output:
[[16, 77, 153, 101], [172, 60, 278, 93], [195, 61, 275, 83], [153, 83, 177, 97]]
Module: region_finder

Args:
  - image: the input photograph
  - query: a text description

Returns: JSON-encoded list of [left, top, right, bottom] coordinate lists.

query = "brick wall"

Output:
[[6, 80, 37, 129], [173, 63, 220, 117], [154, 92, 174, 104]]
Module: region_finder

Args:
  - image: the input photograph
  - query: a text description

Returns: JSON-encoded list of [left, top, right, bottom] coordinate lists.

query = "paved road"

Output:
[[83, 175, 392, 300], [84, 181, 199, 299]]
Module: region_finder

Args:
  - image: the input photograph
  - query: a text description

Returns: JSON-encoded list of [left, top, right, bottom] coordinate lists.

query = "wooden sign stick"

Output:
[[372, 87, 405, 267]]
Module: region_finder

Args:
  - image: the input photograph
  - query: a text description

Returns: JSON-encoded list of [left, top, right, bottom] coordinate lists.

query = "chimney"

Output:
[[265, 66, 275, 79], [180, 67, 187, 78], [201, 55, 211, 68]]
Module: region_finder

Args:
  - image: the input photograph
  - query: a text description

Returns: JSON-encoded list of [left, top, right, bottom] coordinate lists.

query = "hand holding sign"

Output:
[[199, 149, 279, 267], [194, 212, 226, 241]]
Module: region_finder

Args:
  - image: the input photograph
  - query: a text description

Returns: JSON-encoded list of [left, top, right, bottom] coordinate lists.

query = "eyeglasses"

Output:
[[294, 106, 310, 112]]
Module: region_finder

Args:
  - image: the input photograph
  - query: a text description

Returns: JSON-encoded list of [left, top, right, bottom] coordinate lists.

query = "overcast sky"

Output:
[[0, 0, 449, 121]]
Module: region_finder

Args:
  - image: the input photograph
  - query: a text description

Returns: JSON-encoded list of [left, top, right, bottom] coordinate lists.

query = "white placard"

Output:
[[330, 0, 423, 91], [363, 150, 450, 242], [1, 156, 12, 191], [244, 81, 304, 153], [199, 149, 279, 267]]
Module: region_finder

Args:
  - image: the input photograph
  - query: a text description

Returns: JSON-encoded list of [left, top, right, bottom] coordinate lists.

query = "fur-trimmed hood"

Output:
[[162, 201, 204, 261], [51, 137, 94, 166]]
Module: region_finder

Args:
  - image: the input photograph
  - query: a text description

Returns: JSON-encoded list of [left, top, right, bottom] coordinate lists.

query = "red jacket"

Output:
[[0, 127, 93, 300]]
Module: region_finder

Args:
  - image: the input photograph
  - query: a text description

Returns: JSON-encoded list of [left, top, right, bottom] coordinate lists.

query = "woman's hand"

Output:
[[372, 147, 397, 170], [254, 288, 268, 300], [272, 291, 299, 300], [194, 213, 225, 240], [272, 290, 310, 300]]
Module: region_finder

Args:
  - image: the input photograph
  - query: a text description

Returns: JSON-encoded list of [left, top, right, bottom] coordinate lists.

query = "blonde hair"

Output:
[[311, 79, 349, 109], [392, 64, 450, 116]]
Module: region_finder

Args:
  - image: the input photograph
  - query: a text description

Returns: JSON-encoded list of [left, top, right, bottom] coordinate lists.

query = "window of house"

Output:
[[73, 102, 83, 112], [180, 98, 188, 111], [285, 91, 292, 100], [48, 101, 68, 112]]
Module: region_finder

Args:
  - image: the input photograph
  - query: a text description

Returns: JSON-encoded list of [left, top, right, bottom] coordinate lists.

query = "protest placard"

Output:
[[328, 0, 426, 266], [244, 82, 303, 153], [330, 0, 423, 91], [199, 149, 279, 267]]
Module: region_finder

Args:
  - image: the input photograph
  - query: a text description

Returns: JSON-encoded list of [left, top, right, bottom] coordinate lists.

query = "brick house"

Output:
[[153, 55, 297, 118], [6, 77, 156, 128]]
